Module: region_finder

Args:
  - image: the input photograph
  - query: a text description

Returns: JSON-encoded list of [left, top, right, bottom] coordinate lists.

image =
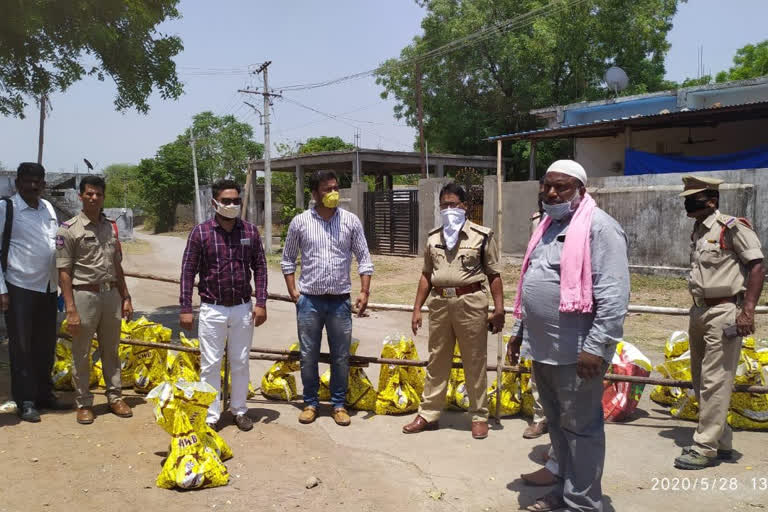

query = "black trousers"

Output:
[[4, 282, 58, 405]]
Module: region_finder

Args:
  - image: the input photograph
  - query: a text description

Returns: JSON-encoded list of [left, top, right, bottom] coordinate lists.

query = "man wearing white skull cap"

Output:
[[507, 159, 629, 512]]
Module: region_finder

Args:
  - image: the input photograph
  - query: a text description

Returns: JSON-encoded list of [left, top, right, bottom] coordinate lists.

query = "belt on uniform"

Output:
[[73, 282, 118, 293], [201, 297, 251, 307], [433, 282, 482, 298], [693, 295, 737, 307]]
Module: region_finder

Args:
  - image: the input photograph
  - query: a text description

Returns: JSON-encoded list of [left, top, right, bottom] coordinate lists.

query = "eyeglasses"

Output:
[[218, 198, 242, 206]]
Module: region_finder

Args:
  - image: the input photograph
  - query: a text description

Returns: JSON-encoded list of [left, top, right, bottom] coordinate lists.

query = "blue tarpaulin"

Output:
[[624, 146, 768, 175]]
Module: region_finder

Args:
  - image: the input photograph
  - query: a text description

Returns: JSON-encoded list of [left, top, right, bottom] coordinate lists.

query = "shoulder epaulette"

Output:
[[428, 226, 442, 235], [469, 223, 492, 236]]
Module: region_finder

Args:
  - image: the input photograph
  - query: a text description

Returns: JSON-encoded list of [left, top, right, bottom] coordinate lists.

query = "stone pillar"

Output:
[[295, 164, 304, 209], [436, 163, 445, 178]]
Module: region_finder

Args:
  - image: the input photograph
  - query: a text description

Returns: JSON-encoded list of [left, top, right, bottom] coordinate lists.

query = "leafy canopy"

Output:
[[0, 0, 184, 118], [376, 0, 680, 167]]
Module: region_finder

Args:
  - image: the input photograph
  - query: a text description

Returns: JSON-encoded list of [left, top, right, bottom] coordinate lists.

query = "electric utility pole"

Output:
[[415, 62, 426, 178], [239, 61, 280, 253], [189, 128, 203, 224], [37, 94, 47, 164]]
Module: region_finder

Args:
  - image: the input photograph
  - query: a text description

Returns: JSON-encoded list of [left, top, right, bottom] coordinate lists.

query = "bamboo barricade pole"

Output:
[[122, 271, 768, 316], [55, 334, 768, 394]]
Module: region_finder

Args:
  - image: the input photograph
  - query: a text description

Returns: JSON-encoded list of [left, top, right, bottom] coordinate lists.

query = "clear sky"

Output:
[[1, 0, 766, 173]]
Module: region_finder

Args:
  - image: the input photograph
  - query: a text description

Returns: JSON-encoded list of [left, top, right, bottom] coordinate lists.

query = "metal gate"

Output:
[[364, 190, 419, 255]]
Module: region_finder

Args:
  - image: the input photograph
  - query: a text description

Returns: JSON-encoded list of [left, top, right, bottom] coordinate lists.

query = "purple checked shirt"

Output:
[[180, 218, 268, 313]]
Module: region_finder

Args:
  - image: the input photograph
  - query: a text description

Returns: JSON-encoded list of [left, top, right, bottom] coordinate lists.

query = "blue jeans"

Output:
[[296, 294, 353, 408]]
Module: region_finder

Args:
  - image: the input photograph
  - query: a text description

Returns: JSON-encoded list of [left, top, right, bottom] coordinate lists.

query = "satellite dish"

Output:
[[604, 66, 629, 95], [83, 158, 94, 171]]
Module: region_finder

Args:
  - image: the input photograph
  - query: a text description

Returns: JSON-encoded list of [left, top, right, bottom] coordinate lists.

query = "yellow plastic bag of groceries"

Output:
[[374, 335, 424, 415], [148, 380, 233, 462], [518, 357, 535, 418], [487, 337, 522, 418], [664, 350, 698, 421], [129, 317, 171, 393], [651, 331, 691, 406], [156, 408, 229, 490], [262, 343, 300, 401], [52, 338, 74, 390], [727, 350, 768, 431], [317, 340, 376, 411], [446, 343, 469, 411], [167, 335, 201, 384]]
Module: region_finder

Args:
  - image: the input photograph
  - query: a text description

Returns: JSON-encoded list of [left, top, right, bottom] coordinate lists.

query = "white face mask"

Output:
[[542, 190, 580, 221], [214, 200, 241, 219], [440, 207, 466, 250]]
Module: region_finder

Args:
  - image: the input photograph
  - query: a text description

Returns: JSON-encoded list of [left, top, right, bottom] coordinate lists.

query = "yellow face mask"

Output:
[[322, 190, 340, 208]]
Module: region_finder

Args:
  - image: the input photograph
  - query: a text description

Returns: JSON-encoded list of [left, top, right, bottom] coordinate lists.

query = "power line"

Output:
[[273, 0, 588, 92]]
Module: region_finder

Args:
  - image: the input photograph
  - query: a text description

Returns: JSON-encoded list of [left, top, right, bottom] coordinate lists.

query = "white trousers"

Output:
[[198, 302, 254, 423]]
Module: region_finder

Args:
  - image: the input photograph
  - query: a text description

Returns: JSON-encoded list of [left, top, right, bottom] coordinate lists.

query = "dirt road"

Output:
[[1, 230, 766, 511]]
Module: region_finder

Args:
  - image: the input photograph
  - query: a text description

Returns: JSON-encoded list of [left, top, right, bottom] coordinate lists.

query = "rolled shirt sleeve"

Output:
[[582, 221, 630, 361], [483, 231, 504, 276], [55, 227, 75, 270], [730, 223, 764, 264], [351, 216, 374, 275], [280, 217, 300, 275]]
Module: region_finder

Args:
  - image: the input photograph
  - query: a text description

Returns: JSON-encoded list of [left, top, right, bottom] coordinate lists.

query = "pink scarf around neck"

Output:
[[512, 193, 597, 318]]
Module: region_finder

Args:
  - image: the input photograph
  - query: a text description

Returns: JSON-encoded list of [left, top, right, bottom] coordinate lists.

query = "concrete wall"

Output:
[[102, 208, 135, 241], [339, 182, 367, 225], [574, 118, 768, 177], [484, 168, 768, 269], [417, 178, 452, 254], [483, 176, 540, 253]]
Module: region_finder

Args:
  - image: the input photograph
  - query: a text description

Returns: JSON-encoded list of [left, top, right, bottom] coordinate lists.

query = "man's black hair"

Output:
[[439, 182, 467, 203], [212, 179, 241, 199], [308, 170, 338, 192], [79, 175, 106, 193], [17, 162, 45, 179]]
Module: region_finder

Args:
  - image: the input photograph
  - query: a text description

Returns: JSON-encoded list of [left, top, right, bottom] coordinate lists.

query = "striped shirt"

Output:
[[281, 207, 373, 295], [180, 218, 268, 313]]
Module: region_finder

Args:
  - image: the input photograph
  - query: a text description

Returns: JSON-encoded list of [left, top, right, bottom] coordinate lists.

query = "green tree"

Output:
[[0, 0, 183, 118], [716, 40, 768, 83], [137, 139, 193, 232], [189, 111, 264, 184], [376, 0, 680, 170], [103, 163, 144, 210], [298, 136, 355, 154]]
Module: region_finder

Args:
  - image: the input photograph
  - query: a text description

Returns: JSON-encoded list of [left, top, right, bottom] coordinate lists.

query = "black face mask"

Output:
[[684, 196, 711, 214]]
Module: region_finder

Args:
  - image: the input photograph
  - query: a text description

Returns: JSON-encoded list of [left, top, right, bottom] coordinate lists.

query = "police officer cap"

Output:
[[679, 175, 724, 197]]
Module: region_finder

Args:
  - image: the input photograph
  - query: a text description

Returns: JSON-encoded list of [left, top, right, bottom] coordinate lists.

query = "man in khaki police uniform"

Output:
[[403, 182, 505, 440], [674, 175, 765, 470], [57, 175, 134, 425]]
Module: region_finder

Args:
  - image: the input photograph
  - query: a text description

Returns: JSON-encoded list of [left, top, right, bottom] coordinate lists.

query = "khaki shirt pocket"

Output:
[[458, 247, 481, 272]]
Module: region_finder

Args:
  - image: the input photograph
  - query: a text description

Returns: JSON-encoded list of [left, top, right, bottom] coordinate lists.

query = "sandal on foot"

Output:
[[527, 491, 566, 512]]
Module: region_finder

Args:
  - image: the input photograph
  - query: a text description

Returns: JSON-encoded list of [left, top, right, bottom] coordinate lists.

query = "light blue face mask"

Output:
[[542, 191, 580, 220]]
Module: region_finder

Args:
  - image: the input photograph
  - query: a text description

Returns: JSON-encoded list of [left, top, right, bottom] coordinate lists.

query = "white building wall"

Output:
[[574, 118, 768, 176]]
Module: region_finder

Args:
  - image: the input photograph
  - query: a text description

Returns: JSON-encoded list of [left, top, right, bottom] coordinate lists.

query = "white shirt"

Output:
[[0, 194, 59, 294]]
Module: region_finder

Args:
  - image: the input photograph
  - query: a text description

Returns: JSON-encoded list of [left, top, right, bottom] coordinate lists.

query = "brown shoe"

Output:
[[298, 406, 318, 424], [472, 421, 489, 439], [521, 467, 557, 486], [109, 399, 133, 418], [402, 415, 439, 434], [76, 407, 95, 425], [332, 407, 351, 427], [523, 420, 548, 439]]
